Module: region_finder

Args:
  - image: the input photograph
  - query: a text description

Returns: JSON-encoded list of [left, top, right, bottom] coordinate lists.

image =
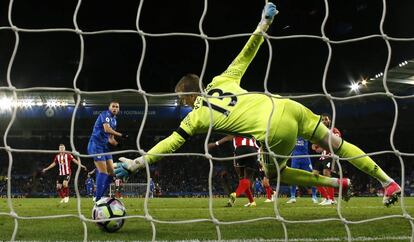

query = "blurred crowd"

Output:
[[1, 134, 414, 198]]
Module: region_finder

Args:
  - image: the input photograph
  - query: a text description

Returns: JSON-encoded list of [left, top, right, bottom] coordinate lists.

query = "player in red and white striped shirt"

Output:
[[42, 144, 87, 203], [209, 135, 263, 207], [312, 115, 342, 205]]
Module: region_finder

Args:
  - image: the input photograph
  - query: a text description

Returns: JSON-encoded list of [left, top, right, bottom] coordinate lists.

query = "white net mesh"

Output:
[[1, 0, 414, 241]]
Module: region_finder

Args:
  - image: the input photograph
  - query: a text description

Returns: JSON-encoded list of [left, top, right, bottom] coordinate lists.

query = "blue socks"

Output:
[[290, 185, 296, 199], [290, 185, 318, 199], [95, 172, 110, 201], [311, 186, 317, 199]]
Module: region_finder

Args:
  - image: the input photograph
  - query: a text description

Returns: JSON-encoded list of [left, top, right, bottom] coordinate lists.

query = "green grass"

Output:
[[1, 197, 413, 241]]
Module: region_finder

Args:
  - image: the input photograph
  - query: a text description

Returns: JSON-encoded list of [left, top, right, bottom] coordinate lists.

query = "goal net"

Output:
[[1, 0, 413, 241]]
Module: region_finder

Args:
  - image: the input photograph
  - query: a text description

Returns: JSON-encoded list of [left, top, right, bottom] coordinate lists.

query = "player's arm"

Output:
[[115, 110, 206, 178], [208, 135, 234, 150], [88, 168, 96, 176], [213, 3, 278, 85], [103, 123, 123, 137], [71, 156, 87, 171], [42, 161, 56, 173]]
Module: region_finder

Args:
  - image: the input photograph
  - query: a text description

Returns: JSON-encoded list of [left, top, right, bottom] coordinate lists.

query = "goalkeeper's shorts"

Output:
[[262, 99, 328, 179]]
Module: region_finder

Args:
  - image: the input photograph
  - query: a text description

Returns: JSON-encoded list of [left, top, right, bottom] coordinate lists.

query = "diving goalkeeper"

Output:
[[116, 2, 400, 206]]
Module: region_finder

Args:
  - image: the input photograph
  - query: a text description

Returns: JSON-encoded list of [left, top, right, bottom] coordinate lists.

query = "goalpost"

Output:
[[109, 183, 147, 197], [1, 0, 413, 241]]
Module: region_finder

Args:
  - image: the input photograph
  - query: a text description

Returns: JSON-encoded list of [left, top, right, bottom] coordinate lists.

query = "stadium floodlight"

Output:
[[0, 97, 13, 110], [350, 82, 360, 92], [46, 100, 58, 107], [82, 100, 86, 106], [361, 79, 367, 85]]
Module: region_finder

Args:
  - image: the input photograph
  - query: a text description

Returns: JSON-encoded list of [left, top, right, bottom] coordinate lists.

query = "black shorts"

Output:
[[316, 158, 333, 172], [233, 146, 259, 169], [57, 175, 71, 184]]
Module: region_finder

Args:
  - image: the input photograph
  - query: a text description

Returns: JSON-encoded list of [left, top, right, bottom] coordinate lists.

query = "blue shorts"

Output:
[[87, 140, 112, 162], [291, 158, 313, 172]]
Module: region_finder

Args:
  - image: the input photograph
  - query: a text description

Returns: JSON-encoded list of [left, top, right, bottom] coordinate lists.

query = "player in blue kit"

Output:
[[286, 137, 318, 204], [87, 101, 127, 202], [85, 173, 94, 197]]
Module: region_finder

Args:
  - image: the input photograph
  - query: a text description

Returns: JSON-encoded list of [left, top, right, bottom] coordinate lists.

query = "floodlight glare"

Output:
[[350, 82, 360, 91]]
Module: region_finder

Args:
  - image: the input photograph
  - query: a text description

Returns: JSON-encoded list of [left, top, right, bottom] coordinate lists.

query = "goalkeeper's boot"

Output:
[[383, 181, 401, 207], [226, 192, 237, 207], [286, 198, 296, 204], [338, 178, 352, 202]]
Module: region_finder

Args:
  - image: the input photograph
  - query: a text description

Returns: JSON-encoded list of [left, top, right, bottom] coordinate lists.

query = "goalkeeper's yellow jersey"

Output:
[[145, 30, 288, 164]]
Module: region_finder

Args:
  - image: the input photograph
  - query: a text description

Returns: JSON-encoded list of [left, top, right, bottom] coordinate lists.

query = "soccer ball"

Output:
[[92, 197, 126, 232]]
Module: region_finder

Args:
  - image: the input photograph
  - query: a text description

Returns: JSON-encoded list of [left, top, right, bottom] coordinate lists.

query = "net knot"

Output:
[[9, 211, 18, 218], [393, 150, 401, 157], [403, 213, 412, 220], [324, 93, 333, 100], [204, 153, 213, 160], [72, 151, 81, 157], [138, 149, 146, 156], [211, 218, 220, 225], [138, 89, 146, 95], [385, 91, 394, 98], [322, 36, 330, 42], [145, 214, 153, 221], [79, 214, 86, 221]]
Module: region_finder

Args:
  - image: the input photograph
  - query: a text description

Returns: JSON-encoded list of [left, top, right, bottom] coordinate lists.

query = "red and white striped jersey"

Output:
[[53, 153, 75, 176], [232, 136, 259, 149], [320, 127, 342, 160]]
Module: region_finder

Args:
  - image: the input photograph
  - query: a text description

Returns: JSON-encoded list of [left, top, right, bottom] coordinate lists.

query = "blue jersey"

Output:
[[89, 110, 117, 146], [292, 137, 309, 156], [86, 177, 94, 186], [254, 180, 263, 192], [291, 136, 312, 172], [149, 180, 155, 192]]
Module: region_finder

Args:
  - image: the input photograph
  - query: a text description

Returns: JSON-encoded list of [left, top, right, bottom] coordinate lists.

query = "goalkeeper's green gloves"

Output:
[[257, 2, 278, 33]]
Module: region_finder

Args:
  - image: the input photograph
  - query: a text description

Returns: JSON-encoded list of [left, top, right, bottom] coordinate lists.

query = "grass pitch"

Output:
[[1, 196, 413, 241]]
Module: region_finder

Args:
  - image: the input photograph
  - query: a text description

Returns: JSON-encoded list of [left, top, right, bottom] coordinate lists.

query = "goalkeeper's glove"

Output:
[[115, 156, 145, 179], [114, 162, 133, 180], [257, 2, 278, 33]]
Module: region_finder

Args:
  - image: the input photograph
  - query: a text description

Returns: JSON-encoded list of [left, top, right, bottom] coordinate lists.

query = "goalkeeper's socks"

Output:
[[337, 141, 393, 185], [95, 172, 109, 201], [290, 185, 297, 199], [235, 178, 250, 197]]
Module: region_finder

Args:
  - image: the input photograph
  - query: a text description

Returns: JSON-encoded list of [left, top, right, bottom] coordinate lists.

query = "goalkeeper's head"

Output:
[[174, 73, 201, 107]]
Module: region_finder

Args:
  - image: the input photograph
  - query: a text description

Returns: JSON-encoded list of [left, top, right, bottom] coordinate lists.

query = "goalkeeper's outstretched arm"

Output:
[[213, 2, 278, 86]]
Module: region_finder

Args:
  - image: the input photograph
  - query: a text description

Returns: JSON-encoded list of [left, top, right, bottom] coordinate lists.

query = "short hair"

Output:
[[321, 113, 331, 119], [174, 74, 201, 93]]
